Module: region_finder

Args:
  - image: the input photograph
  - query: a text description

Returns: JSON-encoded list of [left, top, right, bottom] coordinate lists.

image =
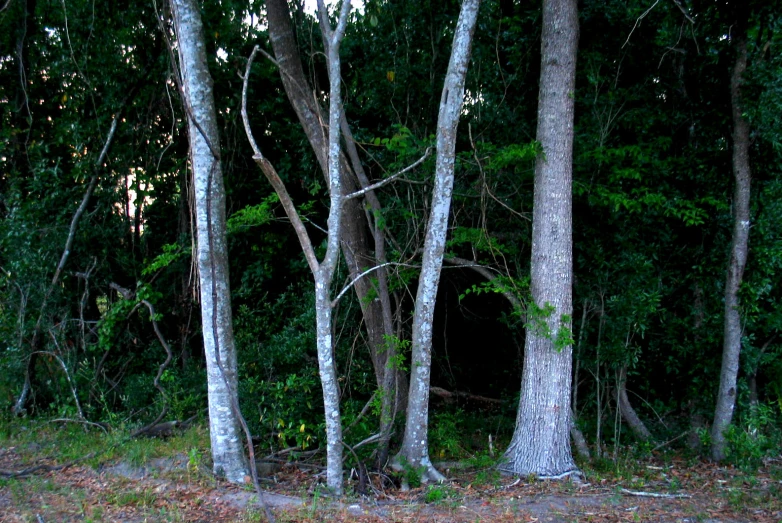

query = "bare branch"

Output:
[[671, 0, 694, 24], [50, 418, 108, 433], [109, 282, 174, 434], [623, 0, 660, 48], [344, 148, 432, 200], [620, 488, 691, 499], [39, 343, 85, 420], [241, 45, 319, 274], [95, 116, 119, 167], [331, 262, 396, 307]]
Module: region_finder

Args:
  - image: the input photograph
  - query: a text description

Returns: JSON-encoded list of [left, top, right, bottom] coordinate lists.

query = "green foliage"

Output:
[[424, 484, 454, 503], [429, 409, 466, 460], [487, 142, 542, 172], [226, 196, 277, 234], [725, 403, 782, 471], [258, 372, 320, 450], [370, 125, 418, 155], [382, 334, 410, 371], [447, 227, 511, 255], [395, 456, 425, 489], [142, 244, 190, 277]]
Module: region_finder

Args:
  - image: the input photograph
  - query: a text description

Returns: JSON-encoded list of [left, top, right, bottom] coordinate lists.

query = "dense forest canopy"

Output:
[[1, 0, 781, 485]]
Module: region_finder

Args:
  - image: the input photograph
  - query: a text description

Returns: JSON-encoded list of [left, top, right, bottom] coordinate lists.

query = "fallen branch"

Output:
[[0, 452, 98, 479], [620, 488, 691, 499], [50, 418, 109, 433], [652, 430, 689, 452], [430, 386, 502, 405]]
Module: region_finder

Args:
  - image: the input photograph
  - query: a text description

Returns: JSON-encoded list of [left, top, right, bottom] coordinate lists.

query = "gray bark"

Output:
[[313, 0, 353, 494], [171, 0, 249, 484], [243, 0, 352, 495], [393, 0, 481, 485], [500, 0, 579, 478], [265, 0, 401, 465], [712, 20, 751, 462]]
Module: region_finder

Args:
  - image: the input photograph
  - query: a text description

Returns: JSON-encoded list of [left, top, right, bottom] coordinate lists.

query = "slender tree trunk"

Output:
[[712, 18, 751, 462], [312, 0, 353, 493], [242, 0, 352, 494], [393, 0, 481, 485], [500, 0, 579, 479], [265, 0, 402, 463], [617, 365, 653, 442], [570, 413, 591, 460], [171, 0, 249, 483], [176, 166, 195, 368]]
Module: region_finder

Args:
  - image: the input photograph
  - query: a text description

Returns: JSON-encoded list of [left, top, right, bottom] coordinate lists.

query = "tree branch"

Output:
[[241, 45, 319, 274], [343, 148, 432, 200]]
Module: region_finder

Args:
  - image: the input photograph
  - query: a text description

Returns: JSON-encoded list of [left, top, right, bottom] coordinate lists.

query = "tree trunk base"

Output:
[[390, 455, 446, 490]]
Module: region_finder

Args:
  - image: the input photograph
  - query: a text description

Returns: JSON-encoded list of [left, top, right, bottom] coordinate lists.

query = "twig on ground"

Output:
[[620, 488, 691, 499]]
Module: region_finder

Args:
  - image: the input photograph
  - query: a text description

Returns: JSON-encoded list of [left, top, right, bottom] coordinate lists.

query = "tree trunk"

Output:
[[393, 0, 481, 485], [265, 0, 401, 463], [171, 0, 249, 484], [500, 0, 579, 479], [570, 414, 591, 460], [617, 366, 653, 442], [176, 166, 195, 368], [310, 0, 354, 494], [712, 17, 751, 462]]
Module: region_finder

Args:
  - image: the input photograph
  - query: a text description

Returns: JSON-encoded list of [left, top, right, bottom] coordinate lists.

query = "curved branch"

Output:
[[331, 262, 396, 307], [241, 46, 319, 274], [443, 257, 522, 310]]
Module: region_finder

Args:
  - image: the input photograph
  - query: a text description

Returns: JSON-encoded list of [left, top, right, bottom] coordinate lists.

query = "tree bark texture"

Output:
[[394, 0, 480, 484], [500, 0, 579, 478], [712, 20, 751, 462], [265, 0, 402, 465], [312, 0, 353, 494], [171, 0, 249, 484]]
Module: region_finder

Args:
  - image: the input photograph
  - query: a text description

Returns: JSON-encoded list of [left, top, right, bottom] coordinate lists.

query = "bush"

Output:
[[725, 403, 782, 471]]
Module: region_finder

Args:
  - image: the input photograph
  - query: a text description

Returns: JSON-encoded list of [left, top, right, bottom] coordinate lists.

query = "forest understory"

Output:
[[2, 0, 782, 519], [1, 421, 781, 522]]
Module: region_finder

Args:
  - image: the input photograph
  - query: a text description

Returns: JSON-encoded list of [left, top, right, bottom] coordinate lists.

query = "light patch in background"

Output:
[[304, 0, 365, 16]]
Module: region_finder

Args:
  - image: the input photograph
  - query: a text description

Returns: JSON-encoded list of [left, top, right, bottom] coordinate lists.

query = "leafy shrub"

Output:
[[725, 403, 782, 471]]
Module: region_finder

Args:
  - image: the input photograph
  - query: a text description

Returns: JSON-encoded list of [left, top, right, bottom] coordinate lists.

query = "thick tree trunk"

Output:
[[712, 20, 751, 462], [500, 0, 579, 479], [393, 0, 481, 485], [171, 0, 249, 484]]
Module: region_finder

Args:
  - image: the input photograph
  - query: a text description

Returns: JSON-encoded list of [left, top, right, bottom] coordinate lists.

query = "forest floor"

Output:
[[1, 422, 781, 522]]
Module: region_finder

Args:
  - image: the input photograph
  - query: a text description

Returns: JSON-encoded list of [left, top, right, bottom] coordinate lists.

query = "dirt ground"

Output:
[[1, 442, 781, 522]]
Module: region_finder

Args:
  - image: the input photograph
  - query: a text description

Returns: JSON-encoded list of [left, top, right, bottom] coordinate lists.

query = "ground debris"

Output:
[[1, 442, 781, 522]]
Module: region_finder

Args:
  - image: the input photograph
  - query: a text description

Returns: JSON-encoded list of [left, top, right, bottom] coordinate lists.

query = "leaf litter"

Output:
[[1, 443, 781, 522]]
